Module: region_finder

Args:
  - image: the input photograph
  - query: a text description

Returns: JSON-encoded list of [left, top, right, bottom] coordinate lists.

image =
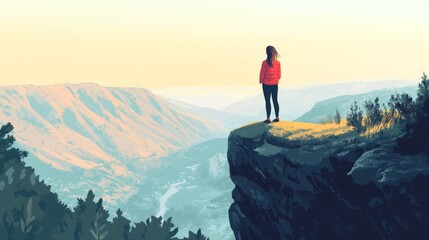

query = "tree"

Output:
[[388, 93, 415, 120], [108, 209, 130, 240], [129, 216, 179, 240], [0, 123, 72, 239], [0, 122, 210, 240], [334, 109, 341, 124], [396, 73, 429, 154], [347, 102, 364, 132], [363, 97, 383, 128], [416, 72, 429, 115], [184, 229, 210, 240], [73, 190, 110, 240], [0, 122, 28, 168]]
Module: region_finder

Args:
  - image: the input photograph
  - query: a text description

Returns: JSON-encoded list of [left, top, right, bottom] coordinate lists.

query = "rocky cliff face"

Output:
[[228, 122, 429, 240]]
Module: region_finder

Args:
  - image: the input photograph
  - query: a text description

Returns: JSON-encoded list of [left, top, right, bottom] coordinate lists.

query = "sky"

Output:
[[1, 0, 428, 92]]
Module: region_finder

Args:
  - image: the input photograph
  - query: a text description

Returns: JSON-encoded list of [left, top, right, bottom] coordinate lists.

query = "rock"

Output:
[[228, 121, 429, 240]]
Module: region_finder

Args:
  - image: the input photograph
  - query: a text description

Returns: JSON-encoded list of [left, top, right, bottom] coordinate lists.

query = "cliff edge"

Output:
[[228, 121, 429, 240]]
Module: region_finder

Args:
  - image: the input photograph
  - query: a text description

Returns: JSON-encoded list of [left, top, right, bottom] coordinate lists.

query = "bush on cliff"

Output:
[[363, 97, 383, 128], [346, 101, 364, 132], [395, 73, 429, 155], [388, 92, 415, 121]]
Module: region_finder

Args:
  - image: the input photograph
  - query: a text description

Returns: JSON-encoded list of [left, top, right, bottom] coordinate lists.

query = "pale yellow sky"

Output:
[[0, 0, 428, 89]]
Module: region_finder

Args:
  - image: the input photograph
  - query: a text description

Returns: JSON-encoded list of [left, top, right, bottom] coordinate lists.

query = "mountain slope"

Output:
[[0, 83, 225, 170], [295, 86, 417, 123], [164, 98, 255, 130], [0, 83, 227, 204]]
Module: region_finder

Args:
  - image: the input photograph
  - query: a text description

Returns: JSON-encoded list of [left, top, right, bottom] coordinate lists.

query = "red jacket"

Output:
[[259, 60, 281, 85]]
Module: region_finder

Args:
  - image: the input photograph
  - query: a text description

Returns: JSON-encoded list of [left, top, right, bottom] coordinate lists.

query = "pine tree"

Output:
[[416, 72, 429, 114], [108, 209, 130, 240], [73, 190, 110, 240], [184, 229, 210, 240], [396, 73, 429, 154], [334, 109, 341, 124], [0, 123, 72, 239], [129, 216, 179, 240]]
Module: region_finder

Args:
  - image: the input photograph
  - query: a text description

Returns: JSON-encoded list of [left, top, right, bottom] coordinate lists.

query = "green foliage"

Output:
[[73, 190, 110, 240], [20, 197, 36, 234], [416, 72, 429, 114], [334, 109, 341, 124], [0, 122, 28, 169], [363, 97, 383, 128], [346, 101, 364, 132], [388, 93, 415, 120], [108, 209, 130, 240], [129, 216, 179, 240], [0, 122, 72, 239], [184, 229, 210, 240], [0, 122, 209, 240], [395, 72, 429, 155]]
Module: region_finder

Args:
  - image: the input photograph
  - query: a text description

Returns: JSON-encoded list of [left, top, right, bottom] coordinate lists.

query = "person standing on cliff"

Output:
[[260, 45, 281, 123]]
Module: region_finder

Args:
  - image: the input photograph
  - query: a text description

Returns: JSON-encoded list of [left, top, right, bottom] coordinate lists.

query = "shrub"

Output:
[[388, 93, 415, 120], [347, 101, 364, 132], [363, 97, 382, 128], [320, 113, 335, 124], [396, 73, 429, 154]]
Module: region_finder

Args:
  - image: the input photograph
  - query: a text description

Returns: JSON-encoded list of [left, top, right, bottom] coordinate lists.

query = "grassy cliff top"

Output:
[[230, 120, 358, 165], [232, 120, 353, 142]]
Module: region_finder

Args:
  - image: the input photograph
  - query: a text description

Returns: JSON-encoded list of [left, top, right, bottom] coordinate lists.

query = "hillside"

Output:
[[228, 121, 429, 239], [295, 86, 417, 123], [164, 98, 254, 130], [0, 122, 209, 240], [0, 83, 226, 205]]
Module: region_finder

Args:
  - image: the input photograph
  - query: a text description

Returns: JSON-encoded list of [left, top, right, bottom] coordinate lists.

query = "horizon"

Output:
[[0, 78, 419, 110]]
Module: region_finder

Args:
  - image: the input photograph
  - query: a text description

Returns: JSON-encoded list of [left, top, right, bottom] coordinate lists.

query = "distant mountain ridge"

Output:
[[163, 98, 255, 130], [295, 86, 417, 123], [222, 80, 416, 120]]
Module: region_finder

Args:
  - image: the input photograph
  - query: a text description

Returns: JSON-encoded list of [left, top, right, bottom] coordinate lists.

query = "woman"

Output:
[[259, 45, 281, 123]]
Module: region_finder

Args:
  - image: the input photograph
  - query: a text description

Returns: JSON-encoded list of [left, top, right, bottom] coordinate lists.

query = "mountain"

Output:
[[0, 122, 210, 240], [228, 121, 429, 239], [222, 80, 416, 120], [164, 98, 255, 130], [295, 85, 417, 123], [0, 83, 227, 205]]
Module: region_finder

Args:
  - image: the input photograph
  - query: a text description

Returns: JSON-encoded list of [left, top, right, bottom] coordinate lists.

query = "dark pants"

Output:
[[262, 84, 279, 118]]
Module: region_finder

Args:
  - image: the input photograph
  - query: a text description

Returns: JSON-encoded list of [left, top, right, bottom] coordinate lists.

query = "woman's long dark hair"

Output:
[[266, 46, 279, 67]]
